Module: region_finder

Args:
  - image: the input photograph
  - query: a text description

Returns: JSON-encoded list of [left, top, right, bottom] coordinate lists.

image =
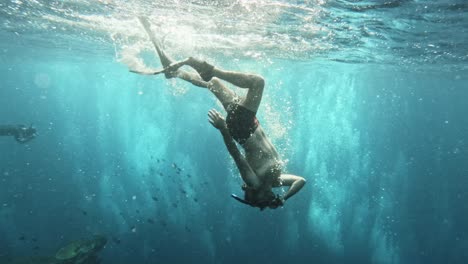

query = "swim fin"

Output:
[[129, 68, 166, 75]]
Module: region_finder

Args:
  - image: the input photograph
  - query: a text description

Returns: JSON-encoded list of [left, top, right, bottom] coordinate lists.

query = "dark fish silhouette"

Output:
[[18, 235, 26, 241], [82, 210, 88, 216], [147, 218, 155, 224], [152, 196, 158, 201]]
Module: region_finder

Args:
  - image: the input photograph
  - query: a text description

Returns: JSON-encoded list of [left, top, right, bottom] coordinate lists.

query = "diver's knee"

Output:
[[208, 77, 222, 87], [253, 75, 265, 90]]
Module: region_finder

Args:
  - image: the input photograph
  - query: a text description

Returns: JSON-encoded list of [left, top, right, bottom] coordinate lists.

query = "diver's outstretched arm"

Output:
[[208, 109, 261, 188], [0, 125, 18, 137], [0, 125, 36, 143]]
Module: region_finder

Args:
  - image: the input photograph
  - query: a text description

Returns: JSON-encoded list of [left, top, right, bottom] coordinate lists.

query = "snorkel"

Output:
[[231, 193, 284, 211]]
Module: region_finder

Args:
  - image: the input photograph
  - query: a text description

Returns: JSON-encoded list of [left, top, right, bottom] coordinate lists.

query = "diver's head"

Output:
[[242, 185, 277, 211], [15, 125, 37, 143], [28, 126, 37, 135]]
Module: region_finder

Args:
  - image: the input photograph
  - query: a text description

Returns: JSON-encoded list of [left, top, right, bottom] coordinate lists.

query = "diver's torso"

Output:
[[243, 125, 282, 185]]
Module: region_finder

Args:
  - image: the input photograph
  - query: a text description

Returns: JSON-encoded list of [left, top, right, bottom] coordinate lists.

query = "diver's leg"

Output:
[[0, 125, 18, 136], [206, 78, 237, 110], [214, 68, 265, 113], [138, 17, 173, 67], [187, 58, 265, 113], [138, 16, 202, 83], [138, 17, 241, 106]]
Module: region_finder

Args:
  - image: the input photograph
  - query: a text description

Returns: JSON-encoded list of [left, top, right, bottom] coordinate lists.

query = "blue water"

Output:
[[1, 1, 468, 263]]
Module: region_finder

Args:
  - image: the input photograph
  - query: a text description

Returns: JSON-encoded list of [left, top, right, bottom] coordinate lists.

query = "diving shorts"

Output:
[[226, 103, 259, 144]]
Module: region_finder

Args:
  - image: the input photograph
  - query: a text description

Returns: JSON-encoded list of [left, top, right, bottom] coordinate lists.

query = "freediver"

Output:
[[0, 124, 36, 143], [135, 17, 306, 210]]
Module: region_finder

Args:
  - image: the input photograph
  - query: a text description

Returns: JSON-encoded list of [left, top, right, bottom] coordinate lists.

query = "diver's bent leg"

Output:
[[207, 78, 237, 110], [176, 71, 208, 88], [138, 17, 175, 68], [212, 68, 265, 91], [213, 68, 265, 113]]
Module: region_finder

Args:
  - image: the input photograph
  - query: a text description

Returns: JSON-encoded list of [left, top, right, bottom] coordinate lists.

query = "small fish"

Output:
[[31, 238, 37, 243], [187, 174, 192, 178], [159, 172, 163, 176], [180, 189, 187, 194], [136, 209, 140, 214], [193, 198, 199, 203], [82, 210, 88, 216], [152, 196, 158, 202], [185, 226, 191, 232], [172, 203, 178, 208], [18, 235, 26, 241], [147, 218, 155, 224]]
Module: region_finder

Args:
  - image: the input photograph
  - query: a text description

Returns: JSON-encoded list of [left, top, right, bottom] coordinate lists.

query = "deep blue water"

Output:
[[1, 1, 468, 264]]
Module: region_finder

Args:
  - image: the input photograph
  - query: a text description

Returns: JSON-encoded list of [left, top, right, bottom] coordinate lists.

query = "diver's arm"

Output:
[[278, 174, 306, 201], [0, 125, 19, 137], [208, 109, 260, 188], [219, 127, 260, 188], [0, 125, 36, 143]]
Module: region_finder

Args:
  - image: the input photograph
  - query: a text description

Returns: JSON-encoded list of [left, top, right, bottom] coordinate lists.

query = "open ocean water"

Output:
[[0, 0, 467, 263]]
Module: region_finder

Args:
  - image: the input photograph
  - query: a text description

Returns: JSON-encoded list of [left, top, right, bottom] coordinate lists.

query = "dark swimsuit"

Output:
[[226, 103, 259, 144]]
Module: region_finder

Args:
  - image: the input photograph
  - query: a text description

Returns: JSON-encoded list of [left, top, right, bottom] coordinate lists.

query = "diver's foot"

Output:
[[164, 70, 176, 79], [186, 57, 214, 81], [163, 59, 189, 79]]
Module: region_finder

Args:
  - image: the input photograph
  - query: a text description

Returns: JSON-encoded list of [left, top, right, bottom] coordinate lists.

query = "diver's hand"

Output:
[[268, 195, 285, 209], [208, 109, 227, 130]]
